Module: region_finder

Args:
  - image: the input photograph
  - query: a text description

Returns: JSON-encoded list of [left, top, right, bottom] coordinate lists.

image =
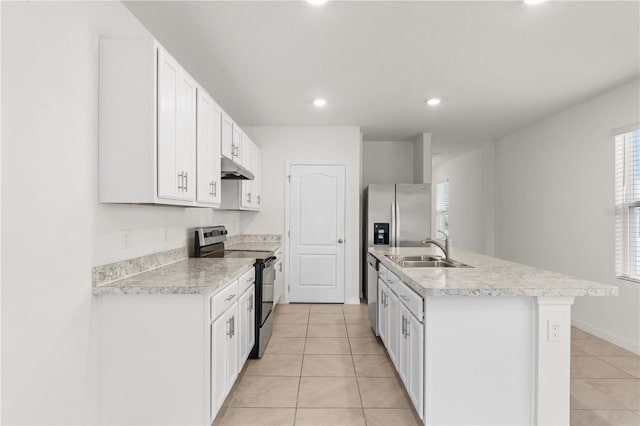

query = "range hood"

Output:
[[221, 157, 255, 180]]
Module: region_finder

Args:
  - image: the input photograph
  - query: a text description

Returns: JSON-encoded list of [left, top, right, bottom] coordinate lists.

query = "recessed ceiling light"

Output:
[[524, 0, 548, 5], [426, 98, 441, 106], [307, 0, 328, 5], [313, 98, 327, 107]]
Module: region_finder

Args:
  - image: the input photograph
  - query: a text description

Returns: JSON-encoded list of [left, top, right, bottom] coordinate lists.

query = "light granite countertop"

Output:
[[369, 246, 618, 297], [225, 241, 283, 252], [92, 258, 255, 295]]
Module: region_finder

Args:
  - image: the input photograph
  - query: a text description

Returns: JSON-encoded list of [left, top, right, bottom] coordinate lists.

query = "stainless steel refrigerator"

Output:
[[364, 184, 431, 333]]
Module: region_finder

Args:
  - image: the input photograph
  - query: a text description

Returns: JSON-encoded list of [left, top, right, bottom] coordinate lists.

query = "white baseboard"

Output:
[[346, 297, 361, 305], [572, 318, 640, 355]]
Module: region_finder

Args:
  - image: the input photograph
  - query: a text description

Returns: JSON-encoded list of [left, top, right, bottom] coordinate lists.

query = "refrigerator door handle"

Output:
[[395, 202, 400, 247], [390, 202, 396, 247]]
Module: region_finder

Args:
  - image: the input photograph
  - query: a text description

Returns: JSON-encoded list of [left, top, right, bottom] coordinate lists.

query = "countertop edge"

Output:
[[370, 248, 619, 298]]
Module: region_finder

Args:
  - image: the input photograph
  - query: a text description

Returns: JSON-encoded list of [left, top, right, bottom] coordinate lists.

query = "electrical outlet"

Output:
[[548, 320, 561, 342]]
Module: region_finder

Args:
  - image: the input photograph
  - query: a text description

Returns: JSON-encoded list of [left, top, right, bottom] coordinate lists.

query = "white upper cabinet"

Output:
[[232, 123, 242, 164], [196, 89, 222, 206], [221, 112, 234, 160], [253, 144, 262, 208], [221, 133, 262, 211], [99, 38, 243, 208]]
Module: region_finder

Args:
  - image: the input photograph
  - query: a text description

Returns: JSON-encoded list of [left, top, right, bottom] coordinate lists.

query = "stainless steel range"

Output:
[[194, 226, 275, 358]]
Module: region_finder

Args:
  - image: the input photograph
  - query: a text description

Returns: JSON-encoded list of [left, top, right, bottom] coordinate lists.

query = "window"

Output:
[[615, 129, 640, 281], [436, 181, 449, 236]]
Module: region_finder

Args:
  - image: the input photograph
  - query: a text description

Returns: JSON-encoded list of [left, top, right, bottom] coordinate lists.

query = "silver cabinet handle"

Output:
[[257, 195, 261, 205], [225, 294, 236, 302], [401, 316, 405, 336], [405, 317, 410, 338], [227, 317, 233, 337], [338, 239, 344, 244], [184, 172, 188, 191], [400, 295, 410, 301], [178, 172, 184, 191], [213, 181, 217, 197], [279, 262, 283, 273], [247, 192, 252, 203], [209, 181, 213, 197]]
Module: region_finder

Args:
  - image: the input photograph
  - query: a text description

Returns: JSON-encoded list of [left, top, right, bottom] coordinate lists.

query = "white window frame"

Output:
[[615, 128, 640, 282], [435, 180, 449, 237]]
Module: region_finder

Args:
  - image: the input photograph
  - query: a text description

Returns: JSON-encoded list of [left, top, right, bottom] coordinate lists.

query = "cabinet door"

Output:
[[221, 113, 233, 160], [227, 303, 239, 391], [247, 287, 256, 355], [238, 288, 255, 365], [196, 90, 222, 205], [274, 259, 283, 306], [177, 70, 197, 201], [241, 132, 253, 170], [387, 290, 399, 368], [378, 281, 387, 346], [253, 145, 261, 209], [231, 124, 242, 164], [407, 312, 424, 418], [398, 304, 410, 386], [157, 48, 181, 200], [211, 311, 229, 418]]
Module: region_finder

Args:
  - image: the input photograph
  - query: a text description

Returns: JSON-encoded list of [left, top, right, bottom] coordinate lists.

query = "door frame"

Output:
[[284, 161, 347, 304]]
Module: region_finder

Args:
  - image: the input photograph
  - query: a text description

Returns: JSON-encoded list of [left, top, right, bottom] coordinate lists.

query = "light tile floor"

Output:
[[214, 303, 640, 426], [214, 302, 421, 426], [570, 327, 640, 426]]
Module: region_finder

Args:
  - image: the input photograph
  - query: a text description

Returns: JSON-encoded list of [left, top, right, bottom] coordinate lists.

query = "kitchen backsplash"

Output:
[[92, 246, 187, 287]]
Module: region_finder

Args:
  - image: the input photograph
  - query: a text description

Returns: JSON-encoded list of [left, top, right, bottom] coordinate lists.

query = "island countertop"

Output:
[[369, 246, 618, 297], [92, 258, 255, 295]]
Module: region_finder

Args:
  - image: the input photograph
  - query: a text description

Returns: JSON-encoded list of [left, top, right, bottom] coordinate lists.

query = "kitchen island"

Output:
[[368, 246, 617, 426]]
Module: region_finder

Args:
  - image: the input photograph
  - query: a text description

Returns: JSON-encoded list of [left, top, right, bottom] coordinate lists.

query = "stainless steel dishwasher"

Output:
[[367, 253, 380, 335]]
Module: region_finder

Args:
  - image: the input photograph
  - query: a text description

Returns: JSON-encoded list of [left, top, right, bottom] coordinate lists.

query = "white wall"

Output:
[[432, 142, 496, 255], [2, 3, 242, 424], [242, 126, 362, 304], [495, 79, 640, 354], [362, 141, 414, 186]]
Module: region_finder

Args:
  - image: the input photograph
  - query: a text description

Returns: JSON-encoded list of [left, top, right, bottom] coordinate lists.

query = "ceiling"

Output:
[[124, 1, 639, 160]]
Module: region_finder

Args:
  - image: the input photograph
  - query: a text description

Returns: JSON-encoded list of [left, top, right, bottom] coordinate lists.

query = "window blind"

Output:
[[436, 181, 449, 236], [615, 129, 640, 281]]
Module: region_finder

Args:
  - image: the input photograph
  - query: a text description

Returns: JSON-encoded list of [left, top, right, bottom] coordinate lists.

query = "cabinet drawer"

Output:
[[397, 281, 423, 322], [386, 271, 400, 294], [239, 268, 255, 294], [211, 280, 239, 322]]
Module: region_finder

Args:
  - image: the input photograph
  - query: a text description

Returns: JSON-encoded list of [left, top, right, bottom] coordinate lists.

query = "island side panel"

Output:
[[423, 296, 535, 426], [535, 297, 574, 426], [96, 294, 210, 425]]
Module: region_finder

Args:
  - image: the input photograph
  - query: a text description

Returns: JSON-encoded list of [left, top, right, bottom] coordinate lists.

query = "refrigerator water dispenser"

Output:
[[373, 223, 390, 245]]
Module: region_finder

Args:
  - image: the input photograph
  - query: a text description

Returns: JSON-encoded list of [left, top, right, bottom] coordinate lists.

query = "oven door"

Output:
[[260, 257, 276, 325]]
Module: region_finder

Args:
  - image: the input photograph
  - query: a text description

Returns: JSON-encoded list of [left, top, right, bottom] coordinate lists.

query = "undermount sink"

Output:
[[386, 255, 472, 269]]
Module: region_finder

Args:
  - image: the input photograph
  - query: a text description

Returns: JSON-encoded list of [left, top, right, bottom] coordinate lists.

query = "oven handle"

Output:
[[263, 256, 277, 268]]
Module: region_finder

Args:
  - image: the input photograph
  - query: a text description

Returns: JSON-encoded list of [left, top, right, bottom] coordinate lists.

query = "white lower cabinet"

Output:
[[378, 279, 388, 345], [274, 249, 284, 306], [238, 286, 256, 363], [378, 273, 424, 420], [96, 275, 254, 426], [398, 302, 424, 418], [211, 302, 238, 418], [387, 288, 399, 368]]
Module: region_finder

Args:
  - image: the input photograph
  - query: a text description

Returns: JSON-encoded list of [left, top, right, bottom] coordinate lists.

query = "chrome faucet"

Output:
[[421, 230, 450, 261]]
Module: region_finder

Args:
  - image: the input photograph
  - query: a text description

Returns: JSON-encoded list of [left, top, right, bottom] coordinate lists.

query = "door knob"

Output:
[[338, 239, 344, 244]]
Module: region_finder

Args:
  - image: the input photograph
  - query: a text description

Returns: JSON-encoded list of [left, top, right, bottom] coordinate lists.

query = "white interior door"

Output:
[[289, 164, 346, 303]]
